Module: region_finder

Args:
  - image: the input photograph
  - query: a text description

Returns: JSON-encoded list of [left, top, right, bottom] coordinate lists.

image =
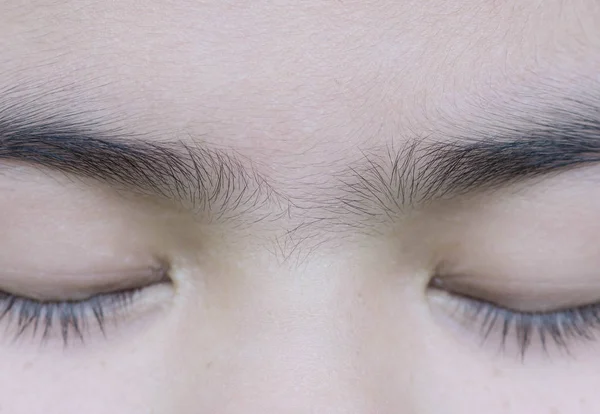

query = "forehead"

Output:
[[0, 1, 599, 160]]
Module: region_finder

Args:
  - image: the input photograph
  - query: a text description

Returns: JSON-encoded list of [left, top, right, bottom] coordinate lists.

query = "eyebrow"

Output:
[[339, 113, 600, 219], [1, 110, 599, 225], [0, 119, 282, 220]]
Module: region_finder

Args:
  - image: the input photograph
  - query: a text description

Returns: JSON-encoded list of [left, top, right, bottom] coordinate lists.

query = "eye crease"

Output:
[[428, 276, 600, 358], [0, 264, 172, 346]]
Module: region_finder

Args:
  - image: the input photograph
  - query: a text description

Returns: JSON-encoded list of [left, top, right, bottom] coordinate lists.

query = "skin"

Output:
[[0, 0, 599, 412]]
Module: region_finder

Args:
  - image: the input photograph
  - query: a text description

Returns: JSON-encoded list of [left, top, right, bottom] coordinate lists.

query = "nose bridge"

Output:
[[231, 268, 372, 413], [230, 316, 369, 413], [170, 256, 423, 414], [211, 263, 419, 414]]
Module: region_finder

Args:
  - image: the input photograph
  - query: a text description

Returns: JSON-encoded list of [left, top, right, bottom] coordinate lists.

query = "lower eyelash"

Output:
[[0, 290, 138, 346], [457, 294, 600, 358]]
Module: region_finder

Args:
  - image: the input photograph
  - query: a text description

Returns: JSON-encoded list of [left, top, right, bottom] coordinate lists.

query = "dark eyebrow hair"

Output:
[[341, 114, 600, 220], [1, 104, 599, 232], [0, 119, 282, 220]]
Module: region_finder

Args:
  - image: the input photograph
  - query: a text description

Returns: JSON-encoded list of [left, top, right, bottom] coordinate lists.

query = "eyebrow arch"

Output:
[[343, 115, 600, 218], [0, 120, 279, 219]]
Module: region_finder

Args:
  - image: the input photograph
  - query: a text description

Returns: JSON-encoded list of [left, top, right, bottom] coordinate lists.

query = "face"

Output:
[[0, 0, 599, 412]]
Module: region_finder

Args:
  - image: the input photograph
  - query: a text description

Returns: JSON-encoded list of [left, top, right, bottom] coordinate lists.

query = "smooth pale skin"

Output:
[[0, 1, 600, 413]]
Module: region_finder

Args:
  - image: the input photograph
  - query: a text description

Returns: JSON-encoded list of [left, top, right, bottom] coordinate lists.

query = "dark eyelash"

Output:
[[458, 294, 600, 358], [0, 289, 138, 346]]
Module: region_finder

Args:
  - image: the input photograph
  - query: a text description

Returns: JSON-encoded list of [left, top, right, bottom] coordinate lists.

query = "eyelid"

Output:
[[0, 263, 170, 301], [427, 286, 600, 359], [429, 274, 600, 313], [0, 281, 173, 346]]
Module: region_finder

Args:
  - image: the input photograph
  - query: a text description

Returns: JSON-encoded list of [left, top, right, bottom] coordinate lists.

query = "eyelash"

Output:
[[456, 293, 600, 358], [0, 289, 139, 346]]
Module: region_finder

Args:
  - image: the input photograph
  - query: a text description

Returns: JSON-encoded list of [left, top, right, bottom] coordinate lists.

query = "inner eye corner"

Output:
[[425, 272, 446, 292], [154, 257, 186, 290]]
